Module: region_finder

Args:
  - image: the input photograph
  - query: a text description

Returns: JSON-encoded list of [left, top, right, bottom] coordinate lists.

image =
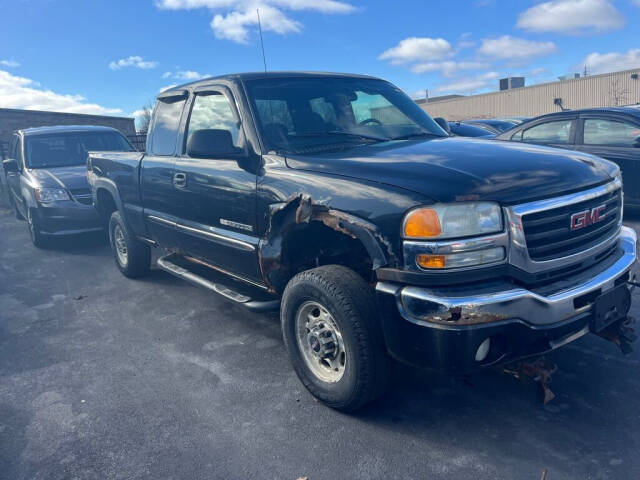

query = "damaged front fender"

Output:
[[258, 194, 396, 293]]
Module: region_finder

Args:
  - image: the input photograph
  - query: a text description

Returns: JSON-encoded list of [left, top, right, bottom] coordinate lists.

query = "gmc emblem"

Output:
[[570, 204, 606, 230]]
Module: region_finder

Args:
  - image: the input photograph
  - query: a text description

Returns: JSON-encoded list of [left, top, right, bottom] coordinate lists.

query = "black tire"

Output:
[[281, 265, 390, 411], [26, 208, 46, 248], [108, 210, 151, 278]]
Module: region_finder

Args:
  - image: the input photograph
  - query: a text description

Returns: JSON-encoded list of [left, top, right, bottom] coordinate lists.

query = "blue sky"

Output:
[[0, 0, 638, 123]]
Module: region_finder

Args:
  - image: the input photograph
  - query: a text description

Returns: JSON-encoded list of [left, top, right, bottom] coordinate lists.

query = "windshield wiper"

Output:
[[292, 130, 389, 142], [390, 132, 444, 140]]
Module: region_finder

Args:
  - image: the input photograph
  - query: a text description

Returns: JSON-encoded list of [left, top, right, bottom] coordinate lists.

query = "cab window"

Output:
[[583, 118, 640, 146], [522, 119, 573, 144], [149, 95, 187, 155], [186, 92, 241, 148]]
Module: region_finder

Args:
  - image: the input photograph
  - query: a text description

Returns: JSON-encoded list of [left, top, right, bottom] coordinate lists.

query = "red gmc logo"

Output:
[[570, 204, 606, 230]]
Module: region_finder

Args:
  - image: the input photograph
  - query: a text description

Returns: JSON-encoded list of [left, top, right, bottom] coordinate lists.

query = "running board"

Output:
[[156, 254, 280, 312]]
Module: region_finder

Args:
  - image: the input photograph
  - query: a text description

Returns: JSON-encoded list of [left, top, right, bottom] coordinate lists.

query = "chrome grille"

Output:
[[521, 187, 622, 261]]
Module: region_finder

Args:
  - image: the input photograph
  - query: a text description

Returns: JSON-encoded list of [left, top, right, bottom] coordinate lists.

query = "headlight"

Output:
[[403, 202, 503, 239], [35, 188, 70, 203]]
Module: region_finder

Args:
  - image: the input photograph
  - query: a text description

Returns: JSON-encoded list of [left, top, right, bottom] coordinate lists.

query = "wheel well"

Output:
[[280, 221, 374, 286], [96, 188, 117, 221]]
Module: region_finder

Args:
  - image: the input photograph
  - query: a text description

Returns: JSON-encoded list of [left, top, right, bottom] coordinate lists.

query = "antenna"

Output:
[[256, 9, 267, 73]]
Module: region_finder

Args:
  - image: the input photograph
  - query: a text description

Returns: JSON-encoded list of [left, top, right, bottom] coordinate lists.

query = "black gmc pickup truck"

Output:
[[88, 72, 638, 410]]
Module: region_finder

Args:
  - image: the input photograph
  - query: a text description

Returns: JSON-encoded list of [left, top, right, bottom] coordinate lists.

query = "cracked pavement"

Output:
[[1, 205, 640, 480]]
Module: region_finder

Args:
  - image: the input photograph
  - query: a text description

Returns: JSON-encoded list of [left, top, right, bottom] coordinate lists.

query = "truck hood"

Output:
[[28, 165, 90, 190], [285, 137, 618, 204]]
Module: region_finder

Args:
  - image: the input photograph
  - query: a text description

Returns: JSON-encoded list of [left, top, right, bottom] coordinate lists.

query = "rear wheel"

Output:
[[281, 265, 390, 411], [108, 211, 151, 278], [26, 209, 46, 248]]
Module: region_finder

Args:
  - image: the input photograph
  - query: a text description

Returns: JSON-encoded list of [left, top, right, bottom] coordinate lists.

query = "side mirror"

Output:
[[633, 136, 640, 148], [434, 117, 451, 135], [2, 158, 18, 173], [187, 129, 240, 158]]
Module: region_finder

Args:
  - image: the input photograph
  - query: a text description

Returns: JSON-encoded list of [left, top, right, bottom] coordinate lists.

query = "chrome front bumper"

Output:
[[378, 226, 637, 327]]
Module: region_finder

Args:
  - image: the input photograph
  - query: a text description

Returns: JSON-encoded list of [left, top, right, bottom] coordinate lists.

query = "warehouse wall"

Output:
[[421, 69, 640, 120]]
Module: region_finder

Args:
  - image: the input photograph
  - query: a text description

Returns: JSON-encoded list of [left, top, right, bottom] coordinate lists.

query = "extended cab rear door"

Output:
[[172, 85, 262, 283], [141, 90, 189, 247]]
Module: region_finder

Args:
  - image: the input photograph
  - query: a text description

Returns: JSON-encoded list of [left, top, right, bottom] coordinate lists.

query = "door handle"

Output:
[[173, 172, 187, 188]]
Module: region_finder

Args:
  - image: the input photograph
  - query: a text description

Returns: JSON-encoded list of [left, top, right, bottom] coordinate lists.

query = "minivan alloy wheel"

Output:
[[295, 300, 347, 383]]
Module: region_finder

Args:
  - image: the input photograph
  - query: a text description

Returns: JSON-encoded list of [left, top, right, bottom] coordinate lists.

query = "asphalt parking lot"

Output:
[[1, 204, 640, 480]]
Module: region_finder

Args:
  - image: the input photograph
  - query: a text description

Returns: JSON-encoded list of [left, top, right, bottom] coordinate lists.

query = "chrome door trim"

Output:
[[176, 223, 256, 252]]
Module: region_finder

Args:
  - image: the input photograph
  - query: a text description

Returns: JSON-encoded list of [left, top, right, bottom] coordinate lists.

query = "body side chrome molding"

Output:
[[146, 213, 256, 252]]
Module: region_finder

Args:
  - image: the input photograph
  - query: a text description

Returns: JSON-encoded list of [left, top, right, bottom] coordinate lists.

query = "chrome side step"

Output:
[[156, 254, 280, 312]]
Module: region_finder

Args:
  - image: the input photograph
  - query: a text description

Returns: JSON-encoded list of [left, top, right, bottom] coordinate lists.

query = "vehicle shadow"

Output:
[[42, 231, 110, 256]]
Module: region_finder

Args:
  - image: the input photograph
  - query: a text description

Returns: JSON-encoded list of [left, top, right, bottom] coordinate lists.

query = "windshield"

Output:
[[25, 131, 134, 168], [245, 76, 448, 154]]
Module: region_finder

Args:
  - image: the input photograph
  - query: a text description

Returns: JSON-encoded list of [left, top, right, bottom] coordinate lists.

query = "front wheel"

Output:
[[108, 211, 151, 278], [9, 194, 25, 220], [281, 265, 390, 411], [27, 209, 46, 248]]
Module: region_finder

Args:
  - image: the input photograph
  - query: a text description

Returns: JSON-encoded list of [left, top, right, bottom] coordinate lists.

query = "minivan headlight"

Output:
[[35, 188, 70, 203], [403, 202, 503, 239]]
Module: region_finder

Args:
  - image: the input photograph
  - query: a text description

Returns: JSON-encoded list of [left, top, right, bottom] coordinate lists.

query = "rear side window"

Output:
[[522, 120, 573, 144], [150, 96, 186, 155], [583, 118, 640, 146]]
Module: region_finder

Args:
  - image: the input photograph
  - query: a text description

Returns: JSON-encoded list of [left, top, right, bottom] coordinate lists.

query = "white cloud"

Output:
[[0, 59, 20, 68], [109, 55, 159, 70], [379, 37, 453, 65], [517, 0, 624, 34], [0, 69, 122, 115], [411, 60, 489, 77], [156, 0, 355, 43], [162, 70, 209, 80], [578, 48, 640, 74], [479, 35, 557, 61], [435, 72, 500, 94]]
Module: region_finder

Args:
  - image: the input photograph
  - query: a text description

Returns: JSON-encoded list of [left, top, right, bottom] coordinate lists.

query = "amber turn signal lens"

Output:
[[404, 209, 442, 238], [416, 254, 446, 269]]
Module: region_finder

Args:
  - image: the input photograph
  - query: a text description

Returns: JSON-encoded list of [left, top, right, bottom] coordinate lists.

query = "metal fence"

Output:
[[127, 134, 147, 152]]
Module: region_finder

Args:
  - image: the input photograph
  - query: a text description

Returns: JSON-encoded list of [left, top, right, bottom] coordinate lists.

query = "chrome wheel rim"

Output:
[[113, 225, 128, 266], [295, 300, 346, 383]]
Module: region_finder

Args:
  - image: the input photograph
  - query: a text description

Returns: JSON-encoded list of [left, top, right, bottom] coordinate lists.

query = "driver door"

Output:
[[173, 86, 262, 283]]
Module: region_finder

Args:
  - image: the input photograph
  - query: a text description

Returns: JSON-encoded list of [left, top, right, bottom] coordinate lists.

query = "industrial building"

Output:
[[420, 68, 640, 121]]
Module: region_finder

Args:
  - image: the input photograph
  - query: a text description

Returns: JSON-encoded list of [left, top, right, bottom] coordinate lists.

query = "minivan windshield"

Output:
[[25, 131, 134, 169], [245, 76, 448, 154]]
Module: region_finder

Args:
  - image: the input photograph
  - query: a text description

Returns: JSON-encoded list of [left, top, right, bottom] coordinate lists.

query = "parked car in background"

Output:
[[88, 72, 636, 411], [496, 107, 640, 208], [448, 121, 495, 138], [2, 125, 134, 246], [466, 118, 520, 134]]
